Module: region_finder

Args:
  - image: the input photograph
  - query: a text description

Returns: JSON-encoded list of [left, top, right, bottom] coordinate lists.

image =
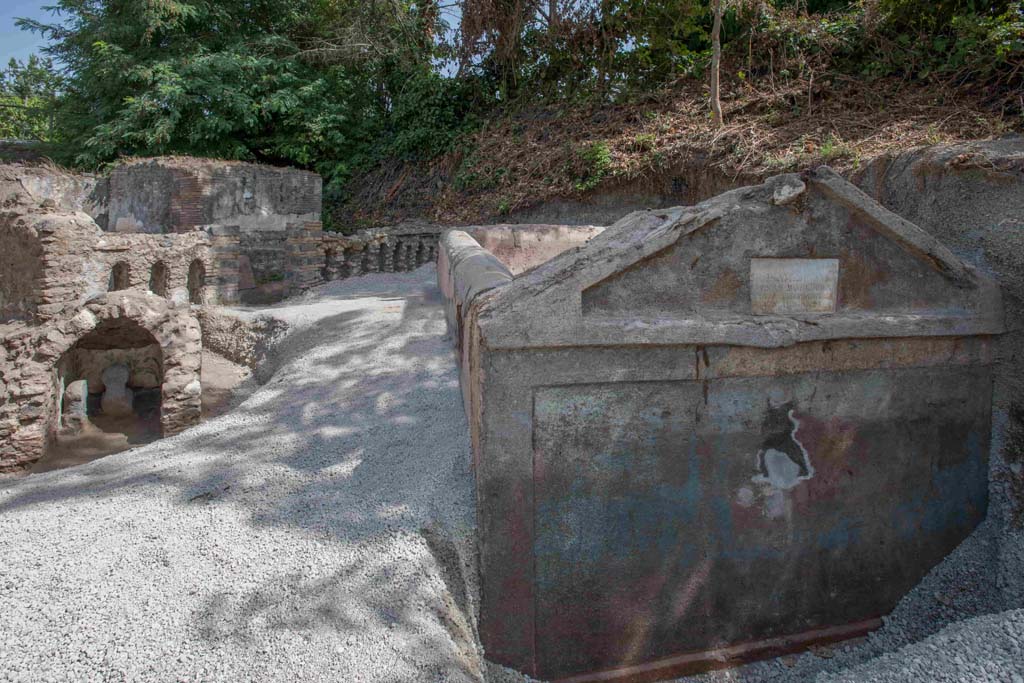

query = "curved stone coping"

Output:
[[437, 230, 514, 348]]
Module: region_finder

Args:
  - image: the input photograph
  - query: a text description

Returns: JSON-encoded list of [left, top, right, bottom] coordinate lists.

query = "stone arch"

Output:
[[55, 316, 165, 436], [109, 262, 131, 291], [0, 291, 204, 473], [149, 261, 170, 298], [187, 259, 206, 304], [53, 293, 201, 440], [392, 242, 403, 271]]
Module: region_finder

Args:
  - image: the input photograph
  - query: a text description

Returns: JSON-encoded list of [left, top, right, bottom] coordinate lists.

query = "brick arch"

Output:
[[0, 291, 202, 473], [51, 292, 202, 438]]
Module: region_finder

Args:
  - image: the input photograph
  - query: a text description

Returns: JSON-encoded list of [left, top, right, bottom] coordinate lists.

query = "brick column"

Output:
[[286, 221, 325, 294], [207, 225, 241, 304]]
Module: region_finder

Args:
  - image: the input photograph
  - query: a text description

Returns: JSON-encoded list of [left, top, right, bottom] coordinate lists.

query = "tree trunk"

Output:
[[710, 0, 724, 128]]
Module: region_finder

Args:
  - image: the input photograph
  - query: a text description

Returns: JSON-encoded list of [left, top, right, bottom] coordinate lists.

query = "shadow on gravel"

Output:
[[196, 549, 482, 683], [0, 272, 482, 680], [4, 269, 1019, 683]]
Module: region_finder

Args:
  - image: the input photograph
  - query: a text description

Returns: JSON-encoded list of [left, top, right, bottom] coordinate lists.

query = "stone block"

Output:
[[100, 364, 134, 417], [449, 169, 1005, 681]]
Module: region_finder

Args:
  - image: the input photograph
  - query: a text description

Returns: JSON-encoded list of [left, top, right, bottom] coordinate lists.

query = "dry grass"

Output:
[[337, 74, 1018, 226]]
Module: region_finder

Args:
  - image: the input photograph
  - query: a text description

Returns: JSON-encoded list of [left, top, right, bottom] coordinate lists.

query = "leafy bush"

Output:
[[0, 56, 60, 141], [574, 141, 613, 192], [10, 0, 1022, 209]]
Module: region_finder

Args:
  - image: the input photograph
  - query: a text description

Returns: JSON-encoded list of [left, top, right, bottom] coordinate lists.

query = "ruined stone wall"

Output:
[[197, 308, 289, 371], [234, 221, 324, 303], [100, 157, 323, 303], [322, 226, 442, 281], [91, 232, 215, 306], [0, 207, 223, 323], [0, 210, 105, 322], [6, 209, 219, 319], [0, 215, 44, 321], [0, 163, 107, 225], [240, 230, 288, 284], [106, 157, 321, 234], [0, 292, 202, 474], [0, 323, 53, 469]]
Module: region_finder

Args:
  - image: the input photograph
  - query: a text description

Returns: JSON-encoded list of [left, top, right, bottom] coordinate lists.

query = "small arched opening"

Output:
[[187, 259, 206, 304], [41, 317, 164, 472], [149, 261, 169, 298], [108, 262, 131, 291]]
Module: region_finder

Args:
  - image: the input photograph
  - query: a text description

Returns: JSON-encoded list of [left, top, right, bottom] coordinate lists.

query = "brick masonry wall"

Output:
[[107, 157, 322, 235], [239, 231, 289, 285], [0, 292, 202, 474]]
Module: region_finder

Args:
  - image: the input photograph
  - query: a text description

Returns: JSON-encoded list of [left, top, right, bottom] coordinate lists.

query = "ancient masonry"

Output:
[[0, 159, 366, 472], [0, 157, 597, 473], [1, 292, 202, 471], [439, 168, 1004, 682]]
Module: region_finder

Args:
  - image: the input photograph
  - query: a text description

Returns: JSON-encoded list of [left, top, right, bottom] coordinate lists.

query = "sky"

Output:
[[1, 0, 54, 66]]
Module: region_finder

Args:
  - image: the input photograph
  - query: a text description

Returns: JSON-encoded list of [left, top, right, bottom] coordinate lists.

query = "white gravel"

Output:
[[0, 266, 482, 683], [1, 264, 1022, 683]]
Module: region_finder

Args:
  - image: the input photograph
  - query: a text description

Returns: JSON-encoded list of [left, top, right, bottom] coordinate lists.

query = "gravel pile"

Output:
[[1, 265, 1022, 683]]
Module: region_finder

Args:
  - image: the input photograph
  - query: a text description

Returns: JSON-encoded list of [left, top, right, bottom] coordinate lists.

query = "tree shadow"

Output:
[[0, 267, 484, 681]]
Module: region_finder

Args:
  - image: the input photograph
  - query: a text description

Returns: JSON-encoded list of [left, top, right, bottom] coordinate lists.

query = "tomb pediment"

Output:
[[478, 167, 1002, 349]]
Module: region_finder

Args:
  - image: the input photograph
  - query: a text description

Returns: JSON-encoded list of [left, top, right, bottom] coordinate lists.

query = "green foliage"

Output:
[[17, 0, 474, 183], [0, 99, 51, 141], [819, 134, 854, 161], [632, 133, 657, 152], [603, 0, 710, 88], [380, 69, 483, 160], [863, 0, 1024, 82], [0, 55, 61, 103], [0, 56, 61, 141], [573, 141, 612, 192], [9, 0, 1022, 209]]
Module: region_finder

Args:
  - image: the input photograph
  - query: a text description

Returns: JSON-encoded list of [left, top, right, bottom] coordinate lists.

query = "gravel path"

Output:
[[1, 265, 1022, 683], [1, 267, 482, 683]]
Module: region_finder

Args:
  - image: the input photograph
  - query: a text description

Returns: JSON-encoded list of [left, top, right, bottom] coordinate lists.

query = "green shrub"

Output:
[[574, 141, 613, 192]]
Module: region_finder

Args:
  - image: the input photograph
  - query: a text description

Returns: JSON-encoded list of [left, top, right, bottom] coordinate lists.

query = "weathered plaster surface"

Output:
[[441, 168, 1004, 681], [853, 135, 1024, 599], [0, 291, 202, 473], [106, 157, 321, 235]]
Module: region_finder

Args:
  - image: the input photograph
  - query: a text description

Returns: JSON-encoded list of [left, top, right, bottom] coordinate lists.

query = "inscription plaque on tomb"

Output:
[[750, 258, 839, 314]]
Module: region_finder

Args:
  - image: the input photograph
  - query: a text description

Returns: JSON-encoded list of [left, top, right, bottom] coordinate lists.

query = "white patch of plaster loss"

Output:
[[748, 406, 815, 519]]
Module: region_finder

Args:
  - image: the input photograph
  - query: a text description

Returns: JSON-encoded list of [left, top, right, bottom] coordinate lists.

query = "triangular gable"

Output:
[[476, 168, 1002, 350]]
